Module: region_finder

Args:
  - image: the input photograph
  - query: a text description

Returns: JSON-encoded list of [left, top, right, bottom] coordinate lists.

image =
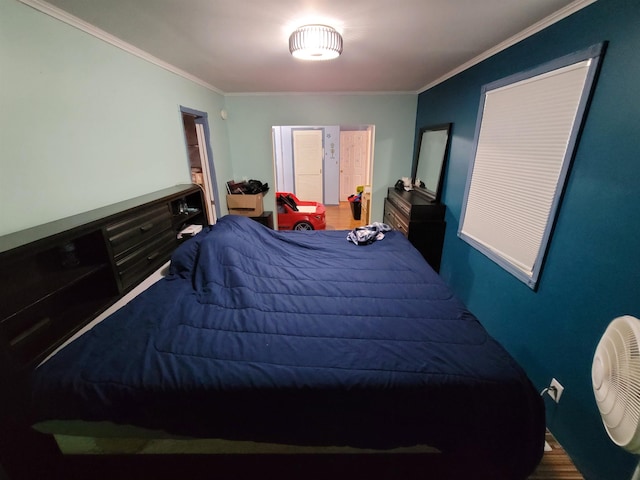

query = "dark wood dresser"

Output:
[[0, 184, 206, 374], [383, 187, 446, 272]]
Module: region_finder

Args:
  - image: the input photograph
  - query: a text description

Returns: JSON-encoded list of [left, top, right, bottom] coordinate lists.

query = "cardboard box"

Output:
[[227, 193, 264, 216]]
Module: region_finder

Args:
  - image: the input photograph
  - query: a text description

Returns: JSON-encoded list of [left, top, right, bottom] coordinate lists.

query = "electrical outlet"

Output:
[[548, 378, 564, 403]]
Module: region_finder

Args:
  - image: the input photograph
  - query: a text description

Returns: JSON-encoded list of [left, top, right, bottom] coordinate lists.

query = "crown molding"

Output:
[[18, 0, 224, 95], [417, 0, 598, 93], [223, 91, 417, 97], [18, 0, 597, 97]]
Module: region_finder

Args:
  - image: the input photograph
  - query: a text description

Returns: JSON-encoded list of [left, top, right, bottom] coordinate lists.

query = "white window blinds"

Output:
[[458, 44, 606, 289]]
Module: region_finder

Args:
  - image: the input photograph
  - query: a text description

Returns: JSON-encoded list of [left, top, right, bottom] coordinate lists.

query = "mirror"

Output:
[[411, 123, 452, 202]]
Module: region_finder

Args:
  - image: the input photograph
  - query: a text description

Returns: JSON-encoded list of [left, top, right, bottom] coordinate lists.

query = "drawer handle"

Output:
[[140, 222, 154, 233], [146, 251, 160, 262]]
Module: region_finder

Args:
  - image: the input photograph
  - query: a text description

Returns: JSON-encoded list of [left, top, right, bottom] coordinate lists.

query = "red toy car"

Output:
[[276, 192, 326, 231]]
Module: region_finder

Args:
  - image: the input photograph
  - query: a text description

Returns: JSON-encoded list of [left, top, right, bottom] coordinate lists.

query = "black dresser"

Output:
[[383, 187, 446, 271]]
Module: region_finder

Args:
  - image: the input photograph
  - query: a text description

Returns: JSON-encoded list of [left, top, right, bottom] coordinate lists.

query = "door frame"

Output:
[[179, 106, 220, 221]]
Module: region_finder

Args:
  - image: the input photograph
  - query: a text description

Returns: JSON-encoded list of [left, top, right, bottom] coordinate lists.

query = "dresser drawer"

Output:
[[106, 204, 172, 257], [384, 199, 409, 237], [115, 229, 177, 291]]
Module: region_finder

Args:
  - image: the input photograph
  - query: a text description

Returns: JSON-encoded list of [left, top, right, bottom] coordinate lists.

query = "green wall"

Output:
[[224, 94, 417, 221], [0, 0, 417, 236], [0, 0, 232, 236]]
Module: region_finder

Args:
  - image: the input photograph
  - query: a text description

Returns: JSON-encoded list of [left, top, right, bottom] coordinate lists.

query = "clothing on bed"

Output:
[[31, 215, 545, 478], [346, 222, 392, 245]]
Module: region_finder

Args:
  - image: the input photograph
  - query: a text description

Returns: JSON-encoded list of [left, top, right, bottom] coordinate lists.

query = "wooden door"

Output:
[[340, 130, 370, 200], [293, 129, 323, 203]]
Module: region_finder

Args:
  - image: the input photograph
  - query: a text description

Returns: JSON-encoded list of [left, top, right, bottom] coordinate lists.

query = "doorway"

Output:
[[180, 107, 219, 224], [339, 130, 371, 201], [272, 124, 374, 207]]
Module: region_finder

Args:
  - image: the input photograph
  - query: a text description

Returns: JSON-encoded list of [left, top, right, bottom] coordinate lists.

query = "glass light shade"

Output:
[[289, 25, 343, 61]]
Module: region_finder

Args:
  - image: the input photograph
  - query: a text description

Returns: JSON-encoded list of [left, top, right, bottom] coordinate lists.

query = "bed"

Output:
[[29, 215, 545, 479]]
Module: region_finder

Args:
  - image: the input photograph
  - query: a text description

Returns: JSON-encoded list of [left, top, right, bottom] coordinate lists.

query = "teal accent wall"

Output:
[[224, 94, 417, 222], [0, 0, 232, 236], [416, 1, 640, 478]]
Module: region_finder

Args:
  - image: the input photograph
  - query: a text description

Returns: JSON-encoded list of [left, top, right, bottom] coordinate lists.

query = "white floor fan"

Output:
[[592, 315, 640, 480]]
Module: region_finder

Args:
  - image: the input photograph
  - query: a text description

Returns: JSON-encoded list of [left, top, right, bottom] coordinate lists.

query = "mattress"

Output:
[[30, 215, 545, 477]]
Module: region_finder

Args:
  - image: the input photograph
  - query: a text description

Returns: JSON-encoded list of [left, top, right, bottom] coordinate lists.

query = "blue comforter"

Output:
[[31, 215, 544, 477]]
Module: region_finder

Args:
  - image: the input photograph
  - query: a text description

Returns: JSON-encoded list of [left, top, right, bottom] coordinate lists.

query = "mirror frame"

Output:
[[411, 123, 452, 203]]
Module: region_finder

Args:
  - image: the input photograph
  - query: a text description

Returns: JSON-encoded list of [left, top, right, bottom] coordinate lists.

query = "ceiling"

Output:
[[30, 0, 591, 94]]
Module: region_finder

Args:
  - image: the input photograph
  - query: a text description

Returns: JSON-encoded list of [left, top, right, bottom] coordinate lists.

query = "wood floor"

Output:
[[528, 431, 584, 479], [324, 201, 366, 230]]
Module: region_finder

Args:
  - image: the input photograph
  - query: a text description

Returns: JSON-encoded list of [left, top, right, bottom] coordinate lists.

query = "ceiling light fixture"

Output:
[[289, 24, 343, 61]]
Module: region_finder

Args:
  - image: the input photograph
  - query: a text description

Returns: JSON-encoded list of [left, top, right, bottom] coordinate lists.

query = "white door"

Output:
[[293, 129, 323, 202], [340, 130, 370, 200], [195, 123, 217, 224]]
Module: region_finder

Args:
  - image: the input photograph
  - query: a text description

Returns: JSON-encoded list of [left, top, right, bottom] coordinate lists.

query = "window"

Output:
[[458, 43, 606, 289]]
